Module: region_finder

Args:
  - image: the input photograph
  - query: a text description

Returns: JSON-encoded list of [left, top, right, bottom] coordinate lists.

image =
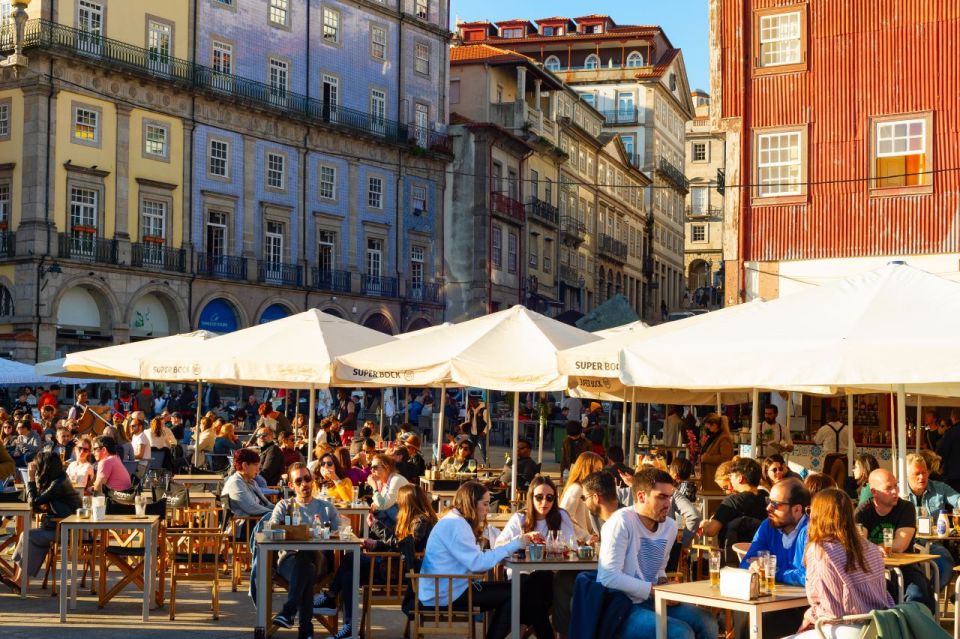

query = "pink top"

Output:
[[97, 454, 132, 492], [802, 539, 894, 629]]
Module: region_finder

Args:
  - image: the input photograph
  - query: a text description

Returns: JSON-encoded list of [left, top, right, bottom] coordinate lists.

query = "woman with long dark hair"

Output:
[[853, 453, 879, 504], [418, 481, 535, 639], [4, 451, 81, 592], [315, 451, 354, 503], [786, 488, 893, 639]]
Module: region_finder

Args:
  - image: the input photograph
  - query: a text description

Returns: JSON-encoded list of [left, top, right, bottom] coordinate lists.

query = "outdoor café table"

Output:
[[654, 580, 808, 639], [883, 552, 940, 613], [59, 513, 160, 623], [505, 554, 597, 639], [254, 532, 363, 639], [333, 503, 371, 538], [0, 502, 31, 597], [172, 474, 223, 488], [698, 492, 727, 520]]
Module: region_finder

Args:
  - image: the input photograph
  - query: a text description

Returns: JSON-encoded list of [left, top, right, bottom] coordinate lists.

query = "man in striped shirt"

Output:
[[598, 467, 718, 639]]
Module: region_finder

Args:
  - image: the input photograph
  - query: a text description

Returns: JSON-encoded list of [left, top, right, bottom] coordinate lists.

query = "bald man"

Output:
[[855, 468, 934, 613]]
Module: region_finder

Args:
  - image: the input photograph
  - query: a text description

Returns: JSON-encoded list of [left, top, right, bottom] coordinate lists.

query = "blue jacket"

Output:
[[740, 516, 809, 586], [906, 480, 960, 516], [569, 570, 633, 639]]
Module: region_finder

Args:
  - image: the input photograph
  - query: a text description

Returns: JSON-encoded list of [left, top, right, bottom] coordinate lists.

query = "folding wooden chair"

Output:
[[165, 526, 226, 620], [408, 572, 486, 639], [360, 551, 405, 639]]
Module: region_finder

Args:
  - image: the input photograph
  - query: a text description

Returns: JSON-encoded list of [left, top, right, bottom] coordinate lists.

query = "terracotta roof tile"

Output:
[[635, 48, 680, 78], [450, 43, 538, 66]]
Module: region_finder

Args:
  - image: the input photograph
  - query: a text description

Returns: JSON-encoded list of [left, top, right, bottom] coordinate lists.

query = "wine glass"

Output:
[[468, 459, 478, 473]]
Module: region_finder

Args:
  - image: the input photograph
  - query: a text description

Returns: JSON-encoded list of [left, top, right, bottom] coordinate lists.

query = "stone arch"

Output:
[[254, 297, 298, 325], [361, 310, 396, 335], [125, 284, 189, 338], [688, 259, 709, 290], [319, 306, 344, 319], [191, 291, 250, 331], [52, 275, 121, 331], [404, 317, 432, 333]]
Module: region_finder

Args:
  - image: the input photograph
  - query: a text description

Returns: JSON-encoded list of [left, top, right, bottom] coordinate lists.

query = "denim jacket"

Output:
[[906, 480, 960, 516]]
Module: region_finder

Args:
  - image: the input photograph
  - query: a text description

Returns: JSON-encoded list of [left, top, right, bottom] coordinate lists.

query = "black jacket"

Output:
[[259, 442, 286, 486], [370, 516, 434, 554], [28, 474, 82, 529]]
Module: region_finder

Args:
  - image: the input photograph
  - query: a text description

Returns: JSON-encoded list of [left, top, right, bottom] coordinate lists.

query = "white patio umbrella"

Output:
[[335, 305, 600, 493], [143, 309, 396, 452], [617, 262, 960, 493]]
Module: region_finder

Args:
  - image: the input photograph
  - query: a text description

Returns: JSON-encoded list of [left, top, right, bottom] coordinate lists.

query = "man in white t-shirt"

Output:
[[814, 408, 849, 485], [758, 404, 793, 458], [598, 467, 718, 639], [129, 412, 151, 461]]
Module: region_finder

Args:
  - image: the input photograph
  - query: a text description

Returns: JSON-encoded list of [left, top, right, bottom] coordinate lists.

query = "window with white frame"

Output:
[[584, 54, 599, 70], [319, 165, 337, 200], [268, 0, 289, 26], [873, 116, 931, 189], [415, 0, 428, 20], [690, 186, 708, 215], [491, 224, 502, 268], [144, 122, 168, 159], [758, 10, 803, 68], [366, 238, 383, 278], [412, 184, 426, 214], [507, 232, 518, 274], [318, 230, 336, 273], [370, 89, 386, 134], [544, 55, 560, 72], [414, 42, 430, 75], [77, 1, 103, 53], [626, 51, 644, 67], [692, 142, 707, 162], [414, 103, 429, 146], [147, 20, 172, 72], [212, 40, 232, 73], [755, 130, 802, 197], [543, 238, 553, 273], [0, 184, 9, 226], [70, 187, 97, 231], [0, 101, 8, 139], [209, 139, 229, 177], [266, 152, 285, 189], [265, 220, 284, 264], [206, 211, 227, 257], [73, 106, 99, 144], [529, 234, 538, 268], [141, 198, 166, 241], [410, 245, 424, 291], [322, 7, 340, 43], [269, 58, 288, 104], [691, 224, 706, 242], [370, 25, 386, 59], [368, 176, 383, 208]]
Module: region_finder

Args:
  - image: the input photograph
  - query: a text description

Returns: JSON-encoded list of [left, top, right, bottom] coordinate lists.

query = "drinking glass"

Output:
[[953, 509, 960, 535], [882, 528, 894, 553], [82, 495, 92, 511], [708, 550, 722, 588], [756, 550, 769, 593], [340, 524, 354, 540], [765, 556, 777, 593], [468, 459, 478, 473], [134, 495, 147, 517]]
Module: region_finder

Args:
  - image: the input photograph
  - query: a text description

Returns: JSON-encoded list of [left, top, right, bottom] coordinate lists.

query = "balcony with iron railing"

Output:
[[311, 268, 352, 293], [490, 191, 526, 224], [559, 215, 586, 245], [361, 274, 399, 298], [560, 64, 654, 83], [195, 252, 247, 281], [131, 242, 186, 272], [0, 230, 14, 258], [5, 20, 451, 152], [685, 205, 722, 219], [559, 263, 582, 287], [58, 232, 117, 264], [598, 233, 628, 263], [656, 156, 690, 194], [527, 197, 559, 227], [258, 260, 303, 287], [405, 280, 443, 305], [598, 108, 640, 125]]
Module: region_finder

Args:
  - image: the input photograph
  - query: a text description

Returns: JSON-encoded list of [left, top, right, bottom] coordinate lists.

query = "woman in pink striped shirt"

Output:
[[788, 488, 894, 639]]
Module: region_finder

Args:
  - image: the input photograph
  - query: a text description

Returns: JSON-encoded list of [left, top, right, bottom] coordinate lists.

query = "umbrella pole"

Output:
[[379, 390, 385, 439], [716, 393, 721, 415], [896, 385, 908, 496], [511, 392, 519, 499], [437, 384, 446, 464], [620, 396, 627, 452], [307, 386, 316, 462], [193, 380, 203, 468], [847, 393, 855, 476], [629, 389, 637, 459], [784, 393, 793, 457], [916, 396, 922, 452], [750, 389, 759, 459]]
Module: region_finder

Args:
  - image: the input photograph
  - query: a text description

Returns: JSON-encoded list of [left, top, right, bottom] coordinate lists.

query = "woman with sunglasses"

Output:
[[495, 475, 574, 639], [1, 420, 16, 447], [761, 454, 792, 492], [65, 435, 96, 494], [438, 439, 475, 473], [315, 451, 354, 503], [367, 453, 410, 529]]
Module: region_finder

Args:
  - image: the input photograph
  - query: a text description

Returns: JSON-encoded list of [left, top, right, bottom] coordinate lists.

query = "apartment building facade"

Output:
[[684, 90, 723, 303]]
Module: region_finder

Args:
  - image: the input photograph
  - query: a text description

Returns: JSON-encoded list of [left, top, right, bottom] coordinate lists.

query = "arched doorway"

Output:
[[688, 259, 709, 290], [363, 312, 394, 335], [197, 298, 241, 334], [56, 285, 115, 354], [129, 293, 181, 339], [405, 318, 431, 333], [321, 307, 343, 319], [259, 303, 293, 324]]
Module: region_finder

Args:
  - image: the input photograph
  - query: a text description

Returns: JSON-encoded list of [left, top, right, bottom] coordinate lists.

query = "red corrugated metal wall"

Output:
[[719, 0, 960, 262]]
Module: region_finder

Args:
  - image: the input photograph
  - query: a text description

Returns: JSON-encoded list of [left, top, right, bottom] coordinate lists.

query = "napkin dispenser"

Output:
[[719, 567, 760, 600]]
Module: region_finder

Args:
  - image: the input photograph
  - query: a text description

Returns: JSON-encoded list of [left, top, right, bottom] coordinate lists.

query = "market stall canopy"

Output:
[[618, 263, 960, 395], [35, 330, 219, 381], [0, 358, 75, 386], [334, 305, 600, 391], [142, 309, 396, 389]]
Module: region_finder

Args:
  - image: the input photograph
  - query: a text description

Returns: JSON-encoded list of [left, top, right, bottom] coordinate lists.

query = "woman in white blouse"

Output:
[[496, 475, 575, 639], [65, 436, 95, 494], [366, 453, 410, 530], [558, 451, 605, 538]]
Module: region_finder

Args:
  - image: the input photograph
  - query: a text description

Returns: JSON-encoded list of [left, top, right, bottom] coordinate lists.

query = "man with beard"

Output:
[[758, 403, 793, 458], [740, 477, 810, 584], [598, 468, 718, 639]]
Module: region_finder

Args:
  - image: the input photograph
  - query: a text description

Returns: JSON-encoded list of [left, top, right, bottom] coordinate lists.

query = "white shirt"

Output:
[[814, 422, 849, 454], [759, 420, 792, 456], [144, 426, 177, 449], [495, 509, 576, 547], [131, 431, 152, 460], [559, 482, 592, 538], [597, 507, 677, 604]]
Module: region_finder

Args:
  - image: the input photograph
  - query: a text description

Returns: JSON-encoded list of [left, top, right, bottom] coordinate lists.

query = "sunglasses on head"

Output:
[[533, 493, 556, 503], [292, 476, 313, 485]]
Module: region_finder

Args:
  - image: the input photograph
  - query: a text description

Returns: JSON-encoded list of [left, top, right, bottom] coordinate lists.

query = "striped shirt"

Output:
[[803, 540, 894, 629]]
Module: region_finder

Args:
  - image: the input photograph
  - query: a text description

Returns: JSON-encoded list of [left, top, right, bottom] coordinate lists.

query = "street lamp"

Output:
[[0, 0, 31, 76]]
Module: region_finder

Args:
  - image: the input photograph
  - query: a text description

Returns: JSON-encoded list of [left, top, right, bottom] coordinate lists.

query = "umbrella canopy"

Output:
[[144, 309, 395, 388], [618, 263, 960, 394], [0, 358, 74, 386], [592, 320, 648, 338], [335, 305, 599, 391], [37, 330, 219, 381]]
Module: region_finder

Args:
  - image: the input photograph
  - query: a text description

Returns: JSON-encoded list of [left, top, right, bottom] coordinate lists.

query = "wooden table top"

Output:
[[883, 552, 940, 567], [654, 579, 807, 604]]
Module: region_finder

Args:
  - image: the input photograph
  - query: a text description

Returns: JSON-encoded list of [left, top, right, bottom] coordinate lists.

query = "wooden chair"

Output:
[[407, 572, 486, 639], [165, 526, 225, 620], [41, 519, 96, 596], [221, 496, 261, 592], [360, 551, 406, 639], [99, 501, 168, 608]]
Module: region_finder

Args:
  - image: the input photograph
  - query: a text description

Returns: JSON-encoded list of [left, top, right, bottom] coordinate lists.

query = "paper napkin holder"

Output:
[[719, 567, 759, 600]]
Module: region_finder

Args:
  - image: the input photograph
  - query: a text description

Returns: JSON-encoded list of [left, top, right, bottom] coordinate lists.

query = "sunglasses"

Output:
[[370, 464, 383, 471], [765, 497, 793, 509], [80, 447, 91, 452], [320, 461, 335, 467], [533, 493, 556, 503], [292, 476, 313, 485]]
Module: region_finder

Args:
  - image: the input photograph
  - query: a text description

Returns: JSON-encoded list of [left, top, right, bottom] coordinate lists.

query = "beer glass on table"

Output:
[[708, 550, 721, 587]]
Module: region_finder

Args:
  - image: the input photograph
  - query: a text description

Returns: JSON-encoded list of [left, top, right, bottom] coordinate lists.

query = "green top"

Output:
[[858, 484, 872, 505]]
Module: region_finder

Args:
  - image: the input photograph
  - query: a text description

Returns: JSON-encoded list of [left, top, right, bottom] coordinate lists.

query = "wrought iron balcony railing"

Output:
[[361, 275, 399, 298], [405, 279, 443, 304], [656, 156, 690, 194], [490, 191, 526, 224], [258, 260, 303, 286], [527, 197, 559, 227], [58, 232, 117, 264], [131, 242, 186, 272], [559, 263, 581, 287], [0, 230, 14, 258], [598, 233, 628, 262], [559, 215, 586, 245], [599, 108, 640, 125], [311, 268, 352, 293], [195, 252, 247, 281]]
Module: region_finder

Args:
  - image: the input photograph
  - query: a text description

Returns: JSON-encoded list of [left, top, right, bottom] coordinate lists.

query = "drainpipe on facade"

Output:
[[737, 0, 750, 304]]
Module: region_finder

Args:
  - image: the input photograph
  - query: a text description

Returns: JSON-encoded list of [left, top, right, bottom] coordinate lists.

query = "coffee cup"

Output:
[[577, 545, 595, 560], [527, 543, 545, 561]]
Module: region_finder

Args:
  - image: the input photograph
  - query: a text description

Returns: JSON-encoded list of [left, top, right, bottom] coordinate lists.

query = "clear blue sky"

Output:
[[449, 0, 711, 93]]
